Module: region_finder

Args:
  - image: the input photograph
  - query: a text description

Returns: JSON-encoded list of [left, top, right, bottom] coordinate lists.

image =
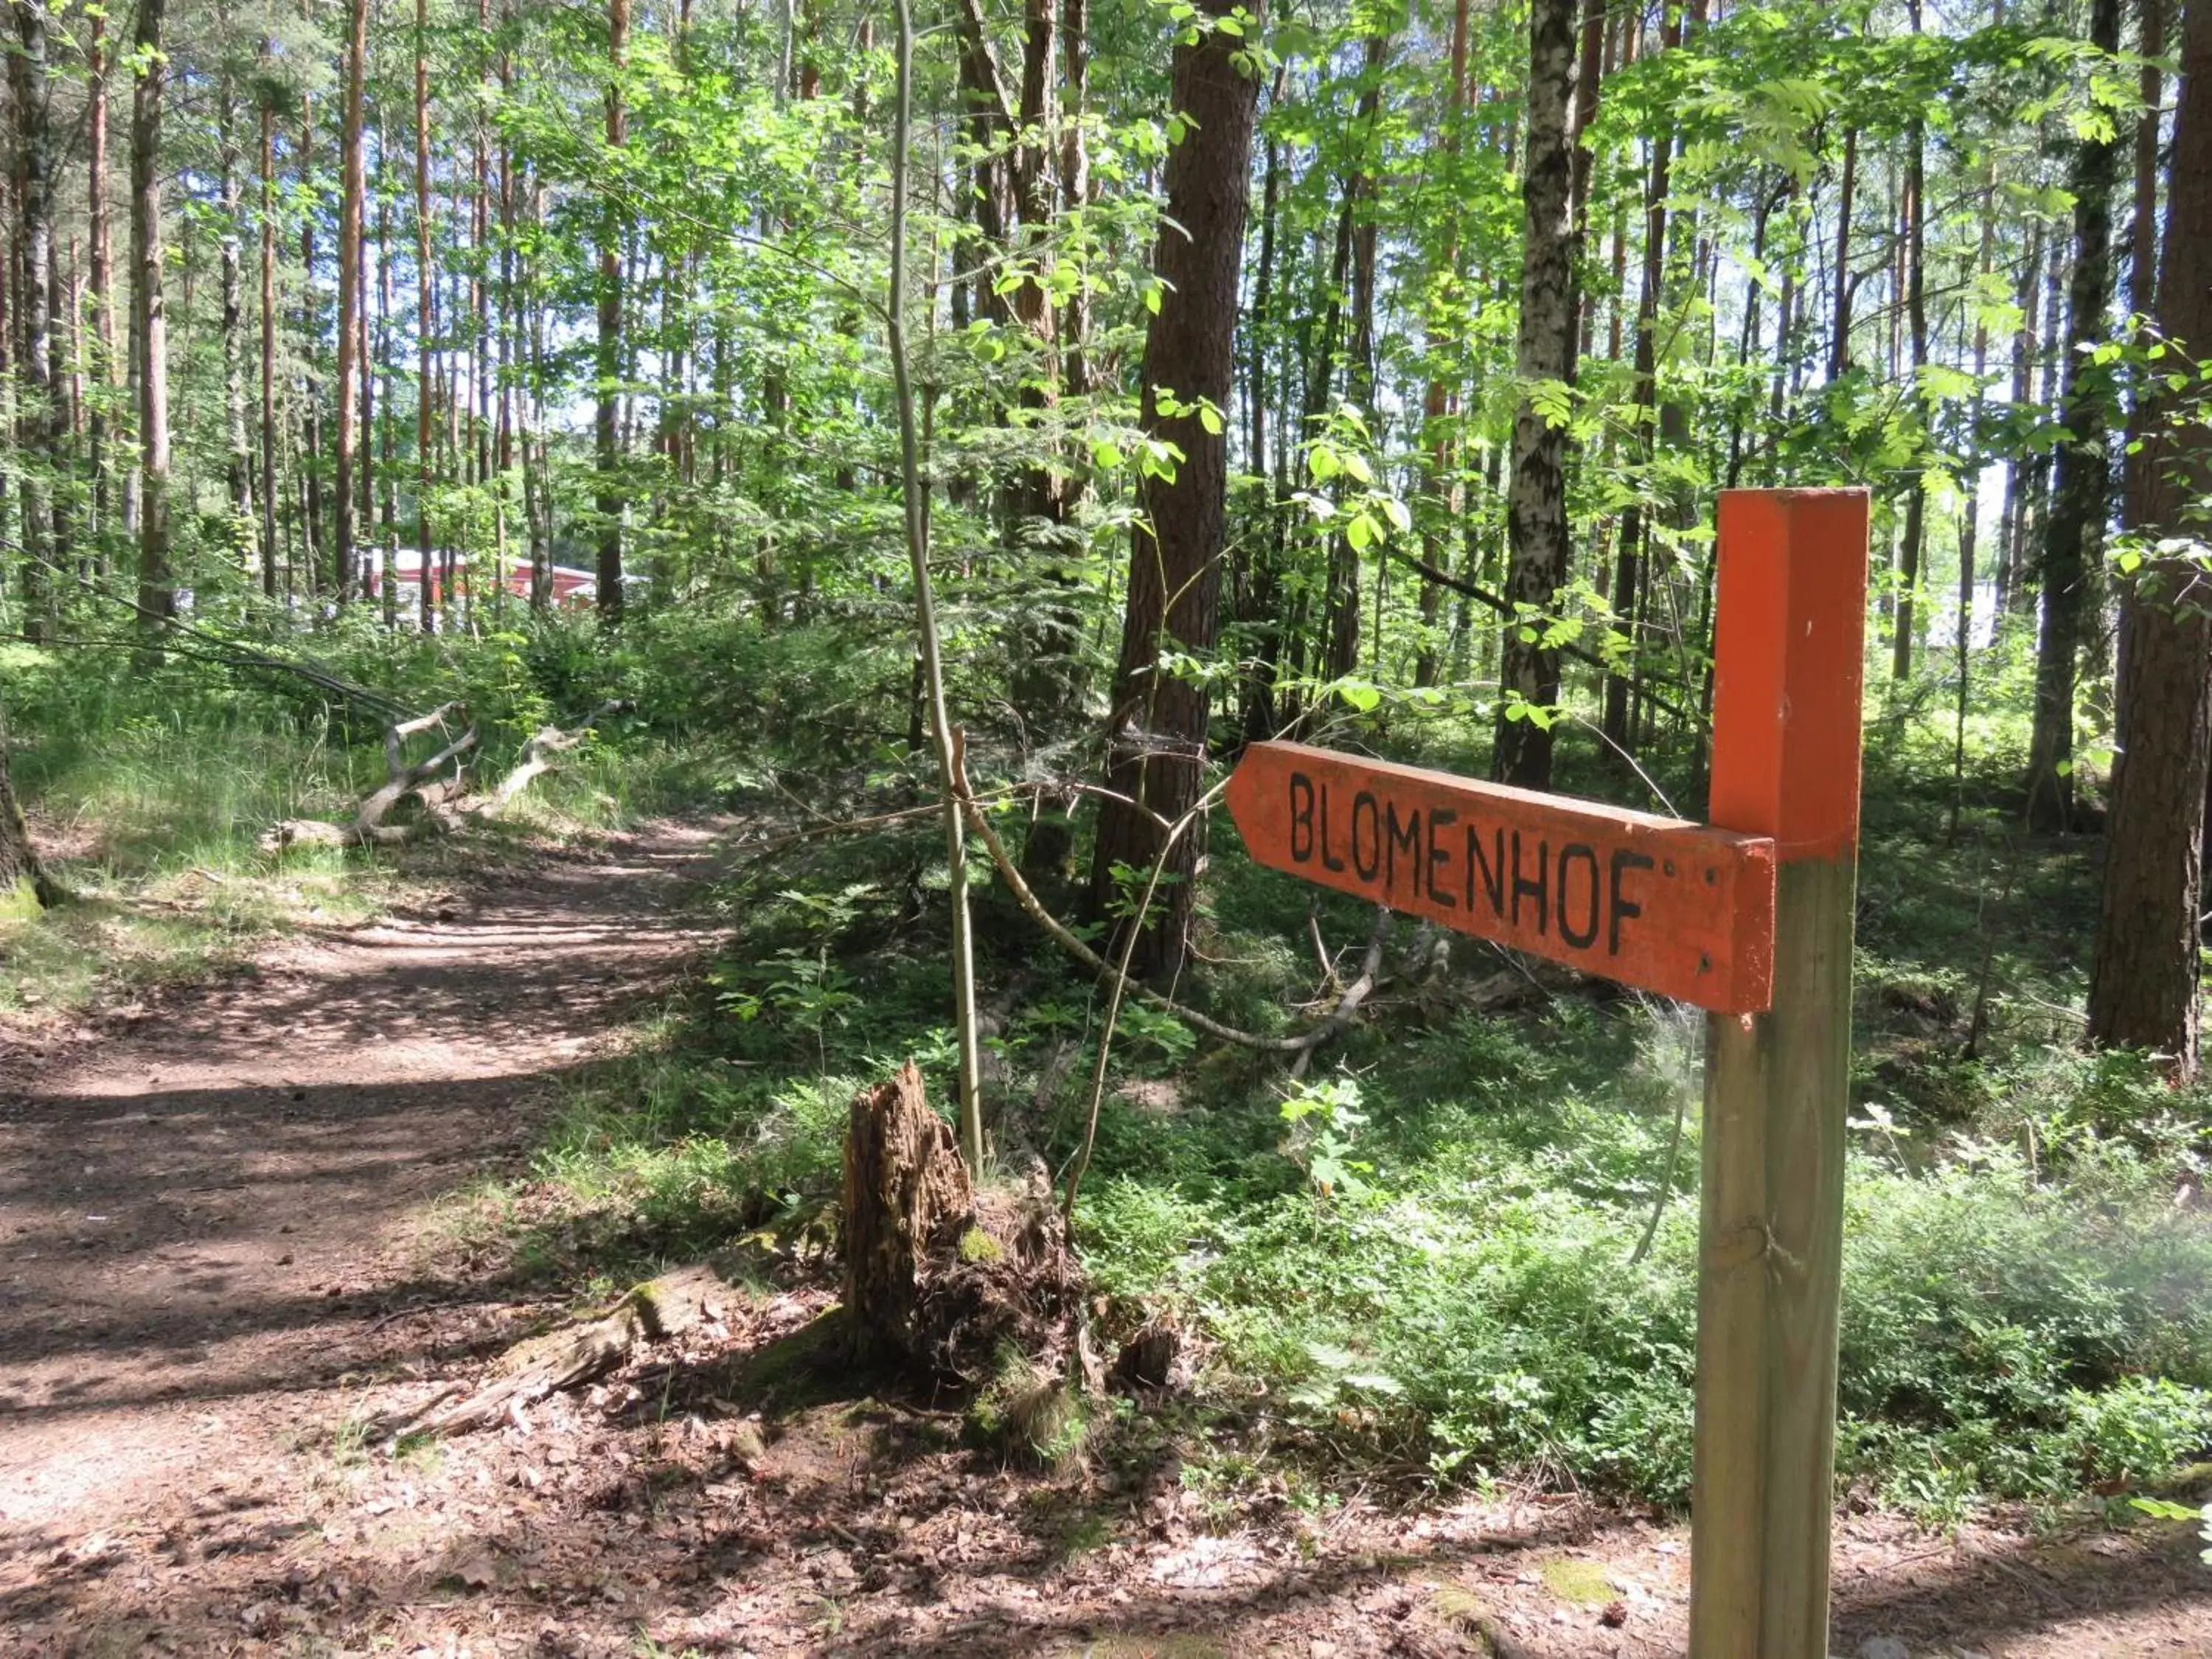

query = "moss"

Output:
[[959, 1225, 1005, 1265], [970, 1346, 1089, 1470], [0, 875, 43, 924], [1539, 1556, 1614, 1606]]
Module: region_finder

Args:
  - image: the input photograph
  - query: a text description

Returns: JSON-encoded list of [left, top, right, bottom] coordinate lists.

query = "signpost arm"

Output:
[[1691, 490, 1868, 1659]]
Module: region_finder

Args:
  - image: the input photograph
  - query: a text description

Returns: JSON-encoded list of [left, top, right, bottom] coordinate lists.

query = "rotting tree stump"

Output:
[[841, 1061, 1086, 1388]]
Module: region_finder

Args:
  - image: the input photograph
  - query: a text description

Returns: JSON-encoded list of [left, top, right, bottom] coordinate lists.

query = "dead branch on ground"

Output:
[[262, 699, 630, 852], [380, 1259, 754, 1443]]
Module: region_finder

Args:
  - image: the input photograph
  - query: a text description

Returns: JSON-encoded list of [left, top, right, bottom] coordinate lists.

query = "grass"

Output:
[[429, 654, 2212, 1529], [1, 641, 733, 1023], [15, 619, 2209, 1531]]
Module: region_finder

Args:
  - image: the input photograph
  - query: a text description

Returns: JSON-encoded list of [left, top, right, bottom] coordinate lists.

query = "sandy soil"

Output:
[[1, 819, 2206, 1658]]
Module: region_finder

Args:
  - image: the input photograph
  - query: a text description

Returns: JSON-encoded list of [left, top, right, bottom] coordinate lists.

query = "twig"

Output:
[[952, 768, 1339, 1055], [1290, 908, 1393, 1081]]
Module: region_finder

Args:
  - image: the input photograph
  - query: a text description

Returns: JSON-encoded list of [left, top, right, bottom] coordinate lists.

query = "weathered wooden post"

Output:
[[1690, 488, 1868, 1659], [1222, 485, 1869, 1659]]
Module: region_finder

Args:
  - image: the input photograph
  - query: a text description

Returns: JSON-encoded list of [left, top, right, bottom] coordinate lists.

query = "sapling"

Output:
[[886, 0, 984, 1172]]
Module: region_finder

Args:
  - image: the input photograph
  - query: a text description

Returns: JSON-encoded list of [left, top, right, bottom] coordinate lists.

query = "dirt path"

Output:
[[0, 824, 728, 1621], [2, 819, 2208, 1658]]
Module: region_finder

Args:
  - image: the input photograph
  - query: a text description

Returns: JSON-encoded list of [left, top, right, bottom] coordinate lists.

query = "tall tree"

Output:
[[87, 4, 118, 566], [417, 0, 436, 630], [2087, 0, 2212, 1072], [1495, 0, 1579, 787], [13, 0, 60, 641], [1599, 3, 1682, 764], [131, 0, 173, 630], [335, 0, 369, 602], [2023, 0, 2122, 830], [257, 39, 279, 597], [1892, 0, 1929, 681], [1413, 0, 1474, 690], [596, 0, 630, 623], [1085, 0, 1264, 978], [218, 4, 255, 580]]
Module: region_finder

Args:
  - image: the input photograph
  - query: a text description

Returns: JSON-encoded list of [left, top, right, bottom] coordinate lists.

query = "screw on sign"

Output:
[[1223, 489, 1869, 1659]]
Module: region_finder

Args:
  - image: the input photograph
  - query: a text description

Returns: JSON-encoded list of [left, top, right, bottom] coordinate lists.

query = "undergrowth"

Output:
[[455, 686, 2212, 1528], [18, 615, 2210, 1532]]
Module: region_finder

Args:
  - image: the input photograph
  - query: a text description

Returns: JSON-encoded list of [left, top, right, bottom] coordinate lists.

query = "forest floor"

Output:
[[1, 819, 2208, 1658]]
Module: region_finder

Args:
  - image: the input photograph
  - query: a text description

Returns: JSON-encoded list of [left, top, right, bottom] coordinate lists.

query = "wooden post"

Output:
[[1691, 488, 1868, 1659]]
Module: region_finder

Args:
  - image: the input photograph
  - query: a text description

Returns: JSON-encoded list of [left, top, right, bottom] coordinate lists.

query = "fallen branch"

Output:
[[382, 1262, 751, 1442], [1289, 905, 1394, 1081], [262, 700, 628, 853], [481, 699, 633, 814]]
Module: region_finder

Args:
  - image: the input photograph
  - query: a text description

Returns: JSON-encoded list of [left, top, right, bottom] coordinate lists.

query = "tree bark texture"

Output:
[[597, 0, 630, 622], [131, 0, 173, 629], [2086, 0, 2212, 1071], [2025, 0, 2122, 830], [13, 0, 58, 641], [1085, 0, 1262, 978], [1495, 0, 1579, 788], [335, 0, 369, 603]]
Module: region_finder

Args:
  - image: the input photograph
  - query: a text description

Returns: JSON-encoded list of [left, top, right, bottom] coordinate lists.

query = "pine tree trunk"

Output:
[[1412, 0, 1470, 690], [2025, 0, 2122, 831], [1085, 0, 1262, 979], [596, 0, 630, 624], [1827, 125, 1858, 380], [1320, 38, 1386, 689], [417, 0, 436, 630], [2086, 0, 2212, 1072], [218, 19, 254, 582], [1495, 0, 1579, 787], [1601, 103, 1674, 760], [375, 124, 397, 630], [258, 47, 280, 599], [299, 73, 325, 597], [13, 0, 58, 641], [335, 0, 367, 604], [1893, 10, 1927, 681], [1995, 218, 2045, 621], [130, 0, 173, 630], [87, 9, 115, 569]]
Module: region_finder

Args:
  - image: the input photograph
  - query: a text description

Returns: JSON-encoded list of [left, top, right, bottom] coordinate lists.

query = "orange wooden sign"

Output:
[[1224, 741, 1778, 1013]]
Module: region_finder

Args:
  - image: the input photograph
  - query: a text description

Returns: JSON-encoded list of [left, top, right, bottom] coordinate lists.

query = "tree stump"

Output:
[[842, 1060, 976, 1360], [841, 1062, 1084, 1387]]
